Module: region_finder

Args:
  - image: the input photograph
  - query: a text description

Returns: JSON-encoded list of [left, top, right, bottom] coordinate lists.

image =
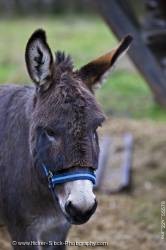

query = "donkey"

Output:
[[0, 29, 132, 249]]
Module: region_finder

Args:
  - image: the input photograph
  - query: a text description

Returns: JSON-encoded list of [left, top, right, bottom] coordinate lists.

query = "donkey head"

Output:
[[25, 29, 132, 224]]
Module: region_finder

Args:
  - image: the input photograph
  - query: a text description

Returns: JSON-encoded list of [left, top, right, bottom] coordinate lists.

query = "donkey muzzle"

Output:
[[65, 198, 97, 224]]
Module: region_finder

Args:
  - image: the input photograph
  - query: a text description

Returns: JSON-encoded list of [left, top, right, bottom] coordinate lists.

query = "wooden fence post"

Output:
[[92, 0, 166, 108]]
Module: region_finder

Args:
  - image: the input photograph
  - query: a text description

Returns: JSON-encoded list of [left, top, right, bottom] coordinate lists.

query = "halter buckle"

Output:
[[47, 170, 53, 189]]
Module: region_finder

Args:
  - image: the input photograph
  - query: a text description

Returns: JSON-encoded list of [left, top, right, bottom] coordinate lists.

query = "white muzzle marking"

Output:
[[57, 179, 96, 214]]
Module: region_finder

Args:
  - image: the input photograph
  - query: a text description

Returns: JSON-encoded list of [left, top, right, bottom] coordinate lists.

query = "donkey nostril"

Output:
[[65, 200, 71, 211], [65, 200, 76, 216]]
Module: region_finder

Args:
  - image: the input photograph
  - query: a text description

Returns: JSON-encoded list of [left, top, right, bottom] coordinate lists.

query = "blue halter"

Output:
[[42, 164, 96, 189]]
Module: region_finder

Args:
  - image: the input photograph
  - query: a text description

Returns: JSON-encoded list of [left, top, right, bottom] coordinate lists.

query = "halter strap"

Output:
[[51, 171, 96, 185], [41, 164, 96, 205], [42, 164, 96, 189]]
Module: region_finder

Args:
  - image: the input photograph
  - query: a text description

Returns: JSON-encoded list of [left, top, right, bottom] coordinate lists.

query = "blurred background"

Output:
[[0, 0, 166, 250]]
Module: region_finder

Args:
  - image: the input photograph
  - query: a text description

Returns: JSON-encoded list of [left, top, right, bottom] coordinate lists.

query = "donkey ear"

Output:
[[25, 29, 53, 91], [79, 35, 133, 92]]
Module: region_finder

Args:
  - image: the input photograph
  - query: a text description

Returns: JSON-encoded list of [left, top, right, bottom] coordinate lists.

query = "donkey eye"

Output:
[[45, 128, 56, 138]]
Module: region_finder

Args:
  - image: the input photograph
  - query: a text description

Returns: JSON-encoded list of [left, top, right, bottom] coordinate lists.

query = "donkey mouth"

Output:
[[64, 199, 98, 225], [66, 215, 91, 225], [64, 211, 96, 225]]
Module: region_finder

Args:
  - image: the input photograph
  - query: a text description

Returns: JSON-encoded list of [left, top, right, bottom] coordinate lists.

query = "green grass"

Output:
[[0, 16, 116, 82], [0, 16, 166, 120], [96, 71, 166, 120]]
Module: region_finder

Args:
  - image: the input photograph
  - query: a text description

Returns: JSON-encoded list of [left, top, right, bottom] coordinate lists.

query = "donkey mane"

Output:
[[55, 51, 73, 72]]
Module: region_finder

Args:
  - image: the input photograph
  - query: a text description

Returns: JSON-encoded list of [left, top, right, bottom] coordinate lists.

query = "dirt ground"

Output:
[[0, 118, 166, 250]]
